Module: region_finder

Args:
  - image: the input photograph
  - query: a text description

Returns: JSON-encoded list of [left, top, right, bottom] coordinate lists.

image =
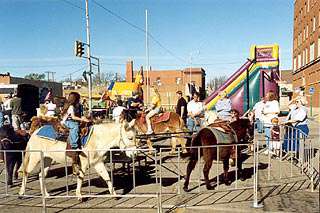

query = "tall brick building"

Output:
[[125, 61, 206, 106], [293, 0, 320, 107]]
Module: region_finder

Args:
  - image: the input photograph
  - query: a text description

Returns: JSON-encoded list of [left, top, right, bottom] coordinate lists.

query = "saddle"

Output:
[[32, 116, 93, 146], [209, 119, 233, 134], [138, 112, 171, 125], [207, 121, 238, 144]]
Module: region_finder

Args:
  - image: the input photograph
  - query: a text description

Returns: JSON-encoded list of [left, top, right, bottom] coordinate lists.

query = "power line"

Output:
[[44, 71, 56, 82], [0, 63, 85, 69], [59, 65, 88, 79], [91, 0, 187, 63], [60, 0, 84, 10]]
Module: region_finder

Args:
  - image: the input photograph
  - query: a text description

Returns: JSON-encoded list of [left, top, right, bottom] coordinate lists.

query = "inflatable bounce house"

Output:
[[204, 44, 280, 115], [106, 70, 143, 99]]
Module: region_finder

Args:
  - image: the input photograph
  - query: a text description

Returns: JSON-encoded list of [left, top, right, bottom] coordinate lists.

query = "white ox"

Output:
[[18, 119, 137, 200]]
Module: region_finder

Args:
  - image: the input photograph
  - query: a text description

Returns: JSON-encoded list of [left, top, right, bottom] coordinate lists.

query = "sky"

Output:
[[0, 0, 294, 82]]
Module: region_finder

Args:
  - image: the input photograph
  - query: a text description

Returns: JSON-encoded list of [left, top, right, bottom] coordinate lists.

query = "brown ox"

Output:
[[133, 111, 188, 154], [183, 118, 252, 192]]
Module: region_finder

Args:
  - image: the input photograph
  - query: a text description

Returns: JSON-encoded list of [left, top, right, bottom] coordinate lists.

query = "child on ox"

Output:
[[61, 92, 90, 175], [145, 86, 161, 135]]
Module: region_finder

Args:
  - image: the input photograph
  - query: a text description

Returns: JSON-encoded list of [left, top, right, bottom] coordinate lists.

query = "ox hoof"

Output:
[[183, 186, 189, 192], [147, 150, 155, 155], [224, 179, 232, 186], [229, 159, 235, 167], [169, 151, 176, 155], [182, 149, 188, 154], [18, 195, 28, 200], [206, 184, 215, 190]]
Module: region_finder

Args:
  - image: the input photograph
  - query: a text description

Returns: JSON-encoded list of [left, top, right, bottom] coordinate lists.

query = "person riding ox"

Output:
[[215, 91, 232, 121], [187, 92, 205, 133], [61, 92, 90, 174], [127, 91, 144, 120], [146, 86, 161, 134], [18, 112, 138, 200]]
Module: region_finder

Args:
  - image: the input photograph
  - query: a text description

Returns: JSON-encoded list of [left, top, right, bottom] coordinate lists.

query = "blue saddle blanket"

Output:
[[36, 125, 92, 146]]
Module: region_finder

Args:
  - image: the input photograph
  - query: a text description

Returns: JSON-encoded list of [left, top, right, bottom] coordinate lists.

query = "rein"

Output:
[[0, 137, 12, 144]]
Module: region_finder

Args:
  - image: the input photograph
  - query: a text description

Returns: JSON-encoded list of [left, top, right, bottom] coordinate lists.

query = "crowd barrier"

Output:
[[0, 124, 318, 212]]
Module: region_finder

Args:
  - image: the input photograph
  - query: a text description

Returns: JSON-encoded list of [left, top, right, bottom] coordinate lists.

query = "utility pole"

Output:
[[189, 54, 192, 85], [91, 56, 100, 85], [145, 9, 150, 104], [85, 0, 93, 113], [44, 71, 56, 82]]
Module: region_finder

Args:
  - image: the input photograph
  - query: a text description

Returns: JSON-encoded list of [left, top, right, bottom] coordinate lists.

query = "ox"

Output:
[[18, 116, 137, 200]]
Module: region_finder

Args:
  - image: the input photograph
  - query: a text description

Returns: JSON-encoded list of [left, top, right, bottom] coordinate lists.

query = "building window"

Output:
[[306, 48, 309, 64], [175, 77, 181, 85], [310, 43, 315, 61], [307, 0, 310, 12], [298, 54, 301, 68], [313, 17, 316, 32], [306, 25, 308, 38], [302, 49, 305, 66], [156, 77, 161, 86], [293, 57, 297, 71], [318, 37, 320, 58], [305, 3, 307, 15]]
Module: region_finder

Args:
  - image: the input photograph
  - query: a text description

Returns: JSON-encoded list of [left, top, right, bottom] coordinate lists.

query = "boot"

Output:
[[146, 122, 153, 135], [70, 151, 81, 176]]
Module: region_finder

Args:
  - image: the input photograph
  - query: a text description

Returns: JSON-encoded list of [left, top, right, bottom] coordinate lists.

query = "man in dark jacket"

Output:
[[176, 91, 187, 124], [10, 93, 22, 130]]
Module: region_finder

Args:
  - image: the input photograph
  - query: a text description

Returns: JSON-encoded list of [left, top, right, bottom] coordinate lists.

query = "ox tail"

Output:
[[18, 146, 30, 175], [187, 130, 203, 160]]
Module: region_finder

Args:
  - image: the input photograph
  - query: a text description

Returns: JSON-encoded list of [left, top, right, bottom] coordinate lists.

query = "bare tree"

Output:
[[207, 75, 228, 91], [25, 73, 45, 80], [92, 72, 125, 86]]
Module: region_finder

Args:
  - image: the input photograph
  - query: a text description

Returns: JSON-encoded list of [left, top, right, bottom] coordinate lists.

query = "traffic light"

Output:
[[75, 40, 85, 57]]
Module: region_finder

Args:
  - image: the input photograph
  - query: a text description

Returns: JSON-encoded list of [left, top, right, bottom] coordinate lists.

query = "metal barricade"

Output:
[[158, 143, 253, 209], [251, 121, 317, 207], [0, 128, 318, 212], [0, 148, 162, 213]]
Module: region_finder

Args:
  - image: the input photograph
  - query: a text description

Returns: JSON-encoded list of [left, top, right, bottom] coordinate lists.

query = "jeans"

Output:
[[187, 117, 202, 133], [264, 127, 271, 150], [64, 120, 80, 149], [0, 111, 4, 128], [12, 114, 22, 130], [255, 119, 263, 133], [283, 124, 309, 152]]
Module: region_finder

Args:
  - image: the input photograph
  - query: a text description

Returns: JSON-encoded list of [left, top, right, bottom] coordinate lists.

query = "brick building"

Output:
[[293, 0, 320, 107], [0, 73, 63, 119], [0, 73, 62, 98], [125, 61, 206, 106]]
